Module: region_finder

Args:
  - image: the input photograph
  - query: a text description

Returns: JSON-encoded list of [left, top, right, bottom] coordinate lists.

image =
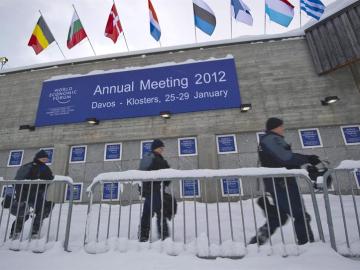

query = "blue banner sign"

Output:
[[141, 140, 153, 158], [221, 178, 241, 196], [217, 135, 237, 154], [299, 129, 323, 148], [355, 170, 360, 189], [104, 143, 122, 161], [102, 182, 120, 200], [341, 126, 360, 145], [70, 146, 87, 163], [7, 150, 24, 167], [178, 137, 197, 156], [41, 148, 54, 165], [65, 183, 83, 202], [35, 58, 241, 126], [182, 179, 200, 198]]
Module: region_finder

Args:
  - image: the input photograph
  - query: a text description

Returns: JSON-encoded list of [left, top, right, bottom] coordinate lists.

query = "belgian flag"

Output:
[[28, 16, 55, 55]]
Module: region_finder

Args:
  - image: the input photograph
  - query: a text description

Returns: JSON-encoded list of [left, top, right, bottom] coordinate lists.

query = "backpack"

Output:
[[163, 192, 177, 220], [139, 152, 155, 171]]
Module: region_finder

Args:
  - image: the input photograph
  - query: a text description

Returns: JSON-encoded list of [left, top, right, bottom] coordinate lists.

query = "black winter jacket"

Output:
[[259, 131, 310, 169], [15, 159, 54, 202], [140, 152, 170, 196]]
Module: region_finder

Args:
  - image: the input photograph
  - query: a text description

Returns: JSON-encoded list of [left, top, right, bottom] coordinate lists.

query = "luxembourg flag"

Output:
[[265, 0, 294, 27], [148, 0, 161, 41]]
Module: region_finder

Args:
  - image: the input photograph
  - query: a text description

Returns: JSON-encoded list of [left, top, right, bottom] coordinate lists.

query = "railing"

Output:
[[84, 168, 324, 258], [0, 176, 74, 252], [321, 161, 360, 257]]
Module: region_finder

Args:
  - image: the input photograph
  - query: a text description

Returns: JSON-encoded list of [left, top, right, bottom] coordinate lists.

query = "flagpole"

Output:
[[299, 0, 302, 29], [38, 10, 66, 59], [113, 0, 129, 52], [264, 0, 267, 35], [159, 40, 162, 48], [72, 4, 96, 56], [230, 1, 233, 39]]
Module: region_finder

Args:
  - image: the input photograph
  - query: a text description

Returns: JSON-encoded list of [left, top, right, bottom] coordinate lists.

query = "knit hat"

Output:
[[34, 149, 49, 160], [151, 139, 165, 151], [266, 117, 284, 131]]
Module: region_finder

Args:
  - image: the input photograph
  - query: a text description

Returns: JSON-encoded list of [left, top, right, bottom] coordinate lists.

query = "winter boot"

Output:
[[249, 225, 270, 246], [139, 227, 150, 242]]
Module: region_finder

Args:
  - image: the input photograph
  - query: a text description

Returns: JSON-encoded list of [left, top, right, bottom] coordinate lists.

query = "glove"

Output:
[[308, 155, 321, 166]]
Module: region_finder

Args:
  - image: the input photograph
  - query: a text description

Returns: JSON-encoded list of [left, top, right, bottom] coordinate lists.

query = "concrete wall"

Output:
[[0, 38, 359, 201]]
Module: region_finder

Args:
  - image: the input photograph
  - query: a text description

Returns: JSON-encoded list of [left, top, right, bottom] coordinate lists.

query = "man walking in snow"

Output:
[[10, 150, 54, 239], [139, 139, 170, 242], [250, 117, 320, 245]]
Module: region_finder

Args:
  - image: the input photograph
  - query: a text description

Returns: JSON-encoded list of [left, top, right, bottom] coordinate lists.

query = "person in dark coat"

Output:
[[249, 117, 320, 245], [139, 139, 170, 242], [10, 150, 54, 239]]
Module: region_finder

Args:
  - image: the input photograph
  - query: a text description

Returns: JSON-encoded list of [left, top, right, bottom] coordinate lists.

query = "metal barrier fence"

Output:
[[84, 168, 325, 258], [0, 177, 74, 252], [321, 162, 360, 257]]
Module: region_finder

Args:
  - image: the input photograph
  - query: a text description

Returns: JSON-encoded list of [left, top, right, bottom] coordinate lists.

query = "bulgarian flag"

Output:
[[67, 11, 87, 49]]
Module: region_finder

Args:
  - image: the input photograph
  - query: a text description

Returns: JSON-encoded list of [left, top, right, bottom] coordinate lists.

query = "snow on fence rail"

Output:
[[84, 168, 325, 258], [0, 176, 74, 252]]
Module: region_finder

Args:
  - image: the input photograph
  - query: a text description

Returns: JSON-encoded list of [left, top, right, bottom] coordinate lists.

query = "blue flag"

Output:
[[300, 0, 325, 21]]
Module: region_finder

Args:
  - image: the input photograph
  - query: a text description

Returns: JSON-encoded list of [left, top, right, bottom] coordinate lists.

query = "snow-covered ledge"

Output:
[[0, 175, 73, 184], [87, 167, 308, 192], [335, 160, 360, 170]]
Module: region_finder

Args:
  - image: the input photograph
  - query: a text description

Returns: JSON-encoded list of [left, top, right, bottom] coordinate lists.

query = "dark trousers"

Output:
[[140, 191, 168, 239], [10, 192, 53, 236], [261, 177, 314, 244]]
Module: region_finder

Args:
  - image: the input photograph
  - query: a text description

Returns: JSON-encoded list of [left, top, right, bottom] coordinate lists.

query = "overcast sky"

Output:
[[0, 0, 338, 70]]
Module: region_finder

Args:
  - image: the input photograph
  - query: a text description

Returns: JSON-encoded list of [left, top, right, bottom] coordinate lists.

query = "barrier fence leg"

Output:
[[106, 183, 114, 240], [225, 179, 234, 242], [117, 187, 123, 238], [64, 183, 73, 252], [334, 171, 351, 253], [322, 171, 337, 251], [271, 178, 287, 257], [250, 181, 259, 249], [3, 185, 16, 243], [171, 181, 175, 242], [215, 180, 222, 245], [284, 178, 300, 255], [261, 180, 273, 254], [298, 179, 311, 244], [348, 170, 360, 241], [307, 178, 324, 242], [182, 181, 186, 248], [96, 184, 103, 244], [45, 184, 55, 245], [127, 181, 134, 241], [239, 191, 247, 248], [193, 180, 198, 241], [149, 182, 153, 244]]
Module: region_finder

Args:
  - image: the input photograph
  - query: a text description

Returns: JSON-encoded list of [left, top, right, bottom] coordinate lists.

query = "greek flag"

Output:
[[300, 0, 325, 21]]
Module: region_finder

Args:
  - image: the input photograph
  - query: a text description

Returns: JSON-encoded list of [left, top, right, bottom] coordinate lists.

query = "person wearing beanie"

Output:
[[9, 150, 54, 239], [249, 117, 320, 246], [139, 139, 170, 242]]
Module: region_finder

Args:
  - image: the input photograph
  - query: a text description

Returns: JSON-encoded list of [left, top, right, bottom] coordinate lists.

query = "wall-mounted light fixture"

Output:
[[86, 117, 100, 125], [321, 96, 339, 106], [0, 57, 8, 70], [240, 103, 252, 113], [19, 125, 35, 131], [160, 111, 171, 119]]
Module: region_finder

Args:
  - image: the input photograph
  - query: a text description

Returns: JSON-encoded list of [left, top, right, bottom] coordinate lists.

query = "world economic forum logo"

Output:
[[48, 87, 78, 104]]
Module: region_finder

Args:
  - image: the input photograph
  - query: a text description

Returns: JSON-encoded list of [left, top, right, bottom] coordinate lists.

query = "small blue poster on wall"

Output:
[[299, 128, 323, 148], [104, 143, 122, 161], [7, 150, 24, 167], [341, 126, 360, 145], [141, 140, 153, 158], [41, 148, 54, 165], [178, 137, 197, 156], [65, 183, 83, 202], [354, 170, 360, 189], [181, 179, 200, 198], [217, 135, 237, 154], [102, 182, 120, 200], [221, 178, 242, 196], [70, 145, 87, 163]]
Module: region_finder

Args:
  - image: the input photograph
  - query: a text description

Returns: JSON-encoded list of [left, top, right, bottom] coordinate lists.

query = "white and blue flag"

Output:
[[231, 0, 253, 26], [301, 0, 325, 21]]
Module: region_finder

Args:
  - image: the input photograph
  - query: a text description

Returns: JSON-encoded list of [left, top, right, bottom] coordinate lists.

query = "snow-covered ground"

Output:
[[0, 193, 359, 270]]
